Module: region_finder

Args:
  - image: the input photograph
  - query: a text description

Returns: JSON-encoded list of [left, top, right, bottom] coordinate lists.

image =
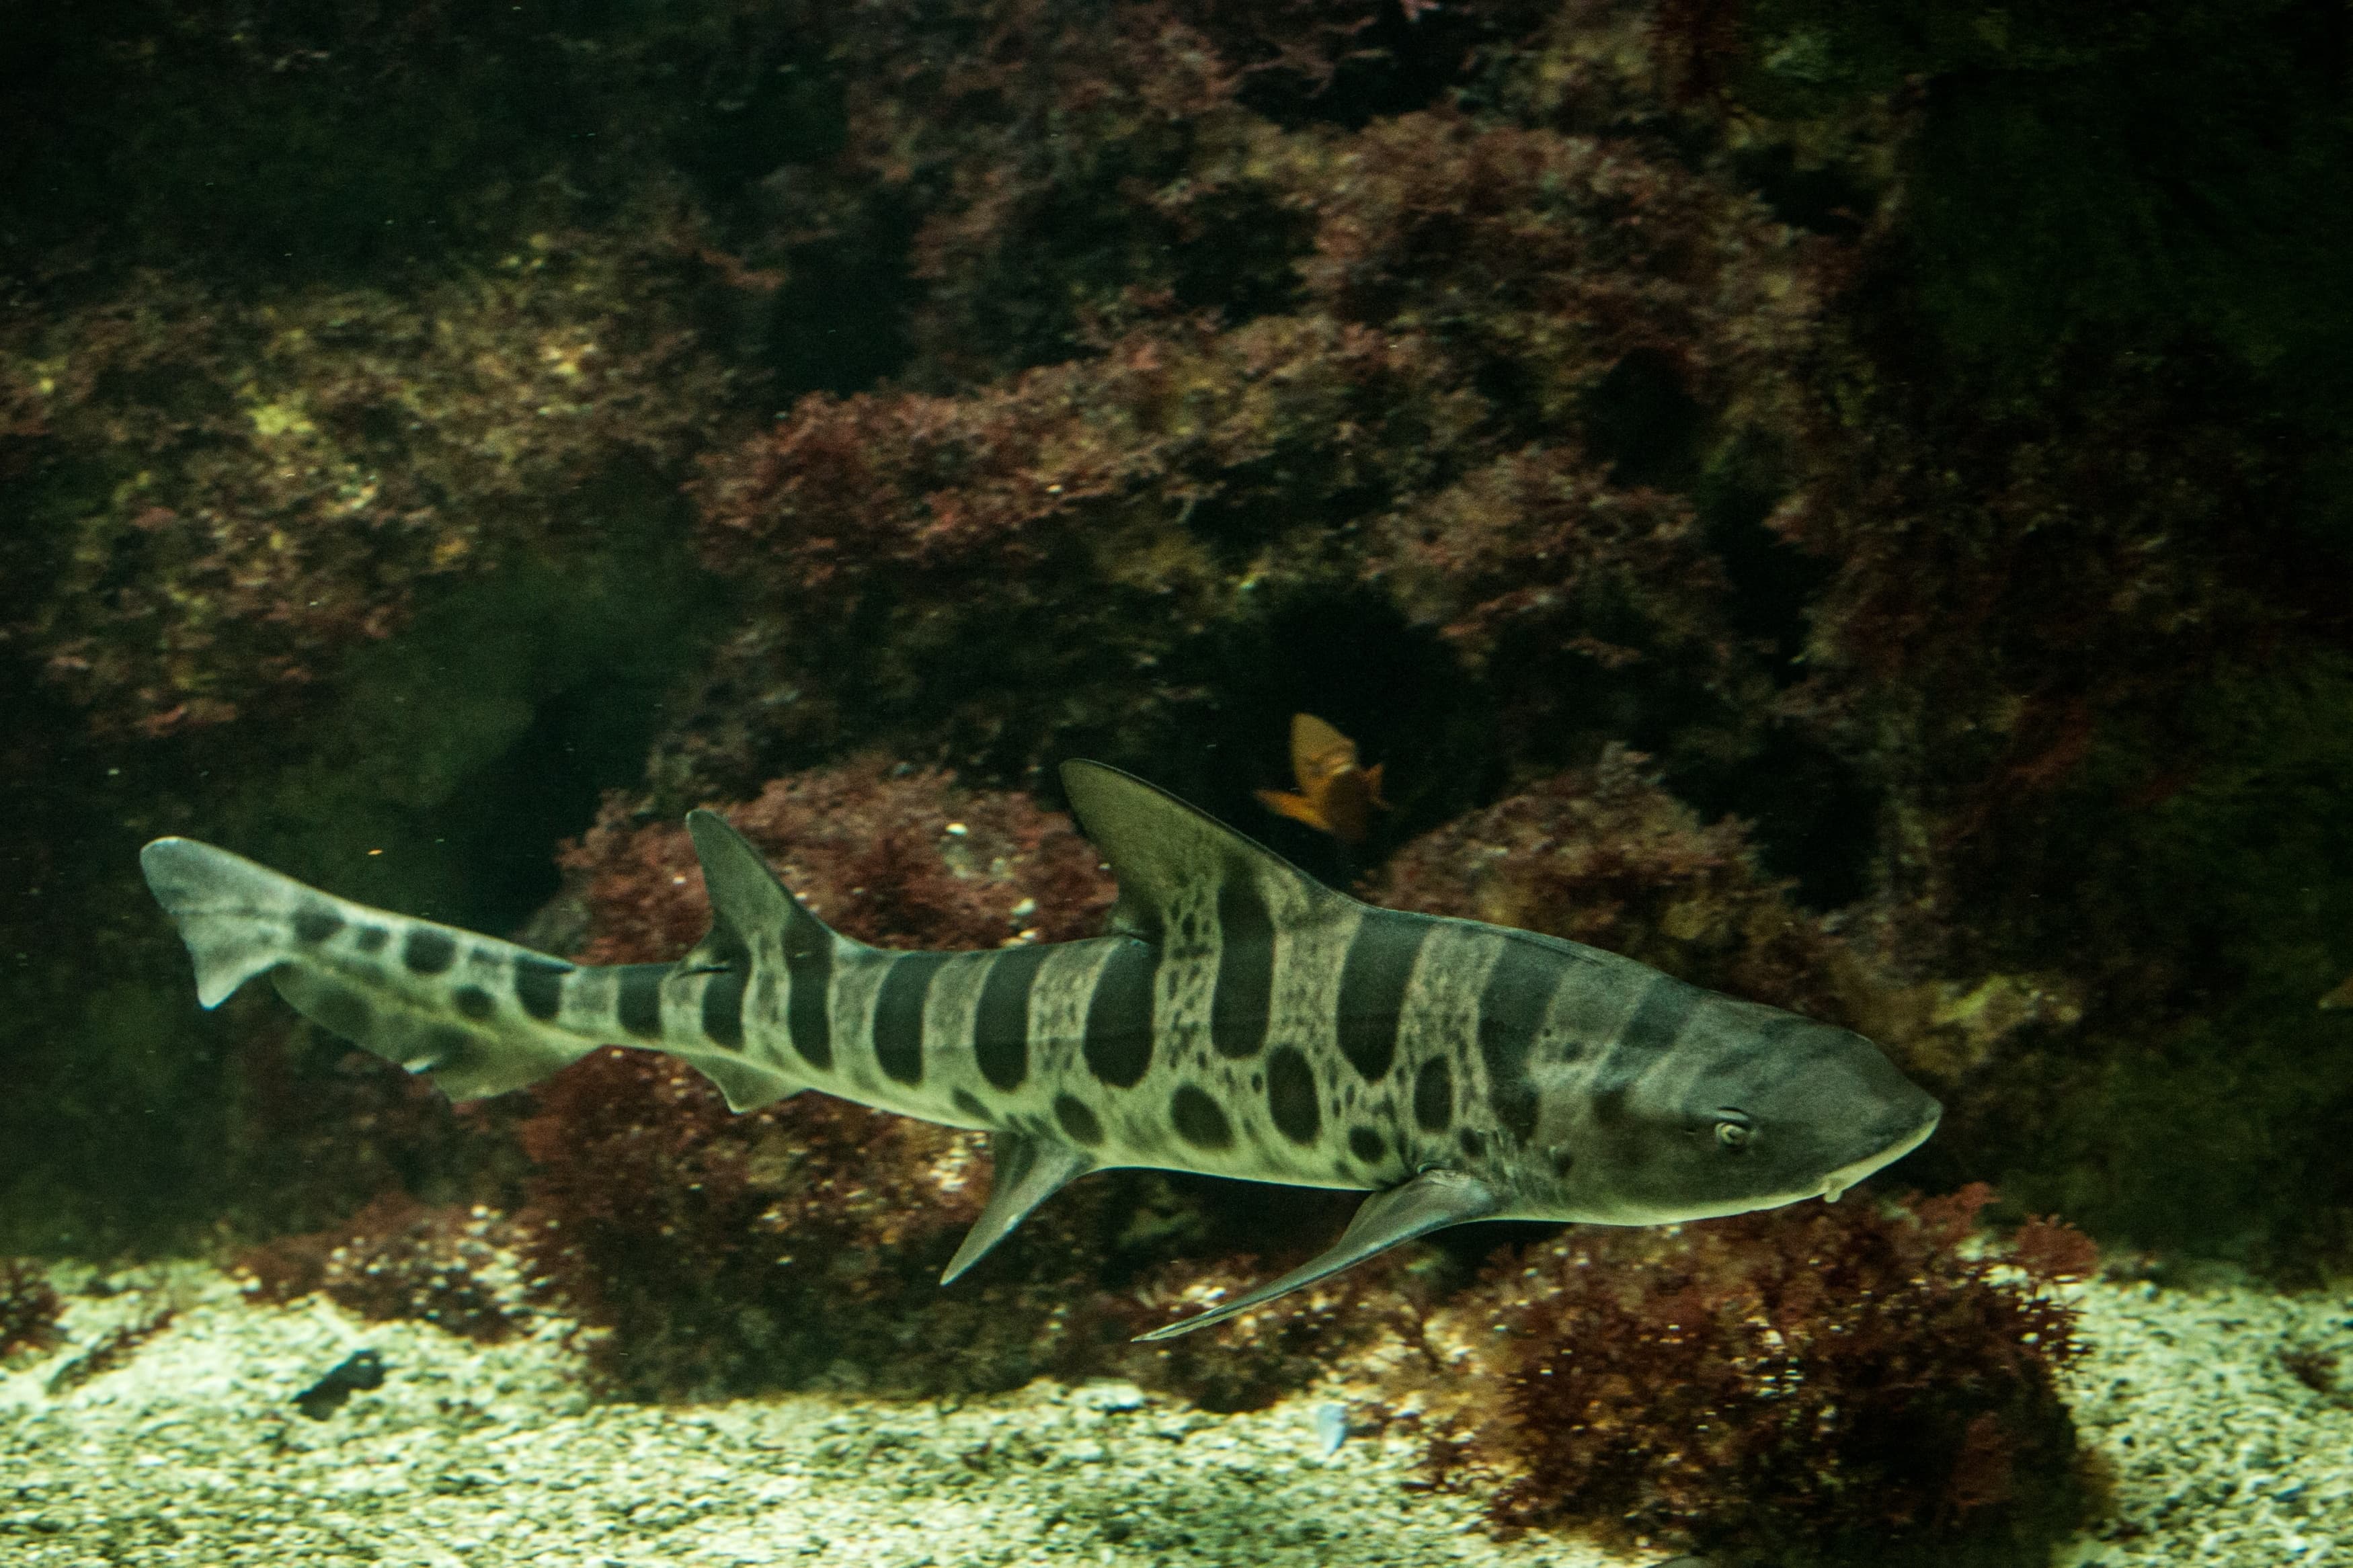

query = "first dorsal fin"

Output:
[[684, 809, 871, 970], [1058, 760, 1350, 943]]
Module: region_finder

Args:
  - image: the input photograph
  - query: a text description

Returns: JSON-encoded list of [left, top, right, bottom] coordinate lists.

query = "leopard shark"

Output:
[[141, 761, 1942, 1339]]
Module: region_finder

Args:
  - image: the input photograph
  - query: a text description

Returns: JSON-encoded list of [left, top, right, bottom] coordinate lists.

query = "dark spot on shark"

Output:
[[354, 925, 389, 955], [616, 964, 666, 1040], [975, 943, 1051, 1091], [1210, 876, 1274, 1059], [1335, 914, 1428, 1083], [1053, 1093, 1104, 1147], [513, 956, 569, 1022], [1170, 1084, 1234, 1149], [401, 928, 456, 976], [1412, 1058, 1452, 1133], [701, 967, 747, 1050], [1266, 1045, 1320, 1145], [952, 1088, 989, 1122], [293, 905, 344, 946], [1458, 1126, 1485, 1160], [453, 985, 495, 1022], [874, 952, 949, 1086], [1550, 1146, 1576, 1180], [1082, 940, 1157, 1089], [1347, 1126, 1386, 1165]]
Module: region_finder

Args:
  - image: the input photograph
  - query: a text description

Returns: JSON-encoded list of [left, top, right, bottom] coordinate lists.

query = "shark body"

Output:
[[142, 761, 1941, 1339]]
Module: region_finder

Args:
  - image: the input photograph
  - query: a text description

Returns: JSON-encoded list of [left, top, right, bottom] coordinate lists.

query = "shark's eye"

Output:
[[1715, 1117, 1753, 1151]]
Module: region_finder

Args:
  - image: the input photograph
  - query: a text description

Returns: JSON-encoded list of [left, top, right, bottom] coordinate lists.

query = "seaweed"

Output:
[[1406, 1186, 2096, 1567], [0, 1258, 63, 1361]]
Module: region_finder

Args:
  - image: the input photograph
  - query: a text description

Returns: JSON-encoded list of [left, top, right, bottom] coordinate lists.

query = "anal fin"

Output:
[[1133, 1168, 1501, 1342], [674, 1048, 804, 1113], [942, 1132, 1094, 1285]]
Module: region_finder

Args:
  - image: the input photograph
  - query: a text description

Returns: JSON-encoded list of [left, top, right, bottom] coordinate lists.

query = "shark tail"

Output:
[[141, 837, 313, 1009], [141, 837, 599, 1099]]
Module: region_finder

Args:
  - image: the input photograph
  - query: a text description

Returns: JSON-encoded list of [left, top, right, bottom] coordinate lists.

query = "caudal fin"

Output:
[[140, 837, 309, 1007], [141, 836, 598, 1099]]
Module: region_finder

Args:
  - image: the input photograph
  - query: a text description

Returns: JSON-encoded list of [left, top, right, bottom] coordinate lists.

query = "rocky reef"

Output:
[[4, 0, 2348, 1561]]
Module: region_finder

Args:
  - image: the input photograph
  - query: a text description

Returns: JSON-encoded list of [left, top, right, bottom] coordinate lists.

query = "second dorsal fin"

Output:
[[684, 809, 871, 971], [1058, 761, 1351, 944]]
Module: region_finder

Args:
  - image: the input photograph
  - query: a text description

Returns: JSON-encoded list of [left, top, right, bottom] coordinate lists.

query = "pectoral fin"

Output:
[[941, 1132, 1096, 1285], [1134, 1168, 1501, 1342]]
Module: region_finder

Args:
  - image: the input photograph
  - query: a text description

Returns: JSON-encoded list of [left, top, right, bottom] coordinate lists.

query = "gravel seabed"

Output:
[[0, 1264, 1627, 1568], [2, 1262, 2348, 1567], [2059, 1276, 2352, 1568]]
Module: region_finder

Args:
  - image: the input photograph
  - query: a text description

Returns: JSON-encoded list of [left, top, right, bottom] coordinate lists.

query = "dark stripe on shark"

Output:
[[786, 934, 834, 1072], [1334, 913, 1430, 1083], [1618, 973, 1704, 1055], [1585, 975, 1705, 1123], [700, 967, 748, 1050], [1476, 936, 1564, 1143], [403, 928, 456, 976], [685, 922, 752, 1051], [974, 943, 1054, 1092], [1209, 876, 1274, 1060], [873, 952, 951, 1086], [513, 956, 570, 1022], [1082, 940, 1157, 1089], [616, 964, 667, 1040]]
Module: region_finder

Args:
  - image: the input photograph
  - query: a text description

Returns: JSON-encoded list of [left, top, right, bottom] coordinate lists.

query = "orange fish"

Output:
[[1254, 713, 1388, 846]]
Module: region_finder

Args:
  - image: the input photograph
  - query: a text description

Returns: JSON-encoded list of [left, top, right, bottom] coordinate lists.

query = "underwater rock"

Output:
[[291, 1346, 386, 1420]]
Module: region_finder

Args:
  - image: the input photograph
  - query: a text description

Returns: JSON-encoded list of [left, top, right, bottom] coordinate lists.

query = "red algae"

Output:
[[236, 1192, 536, 1344], [672, 22, 1837, 788], [0, 1259, 64, 1361], [561, 756, 1116, 963], [1402, 1186, 2096, 1567], [5, 235, 735, 739]]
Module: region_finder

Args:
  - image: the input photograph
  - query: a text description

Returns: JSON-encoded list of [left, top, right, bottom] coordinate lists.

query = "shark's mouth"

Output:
[[1819, 1106, 1943, 1205]]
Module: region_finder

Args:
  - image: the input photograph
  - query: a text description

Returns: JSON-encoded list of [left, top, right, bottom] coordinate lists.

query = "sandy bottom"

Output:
[[1, 1262, 2346, 1567]]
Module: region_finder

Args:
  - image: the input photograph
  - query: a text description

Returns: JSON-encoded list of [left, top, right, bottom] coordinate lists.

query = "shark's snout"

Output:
[[1820, 1091, 1942, 1204]]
